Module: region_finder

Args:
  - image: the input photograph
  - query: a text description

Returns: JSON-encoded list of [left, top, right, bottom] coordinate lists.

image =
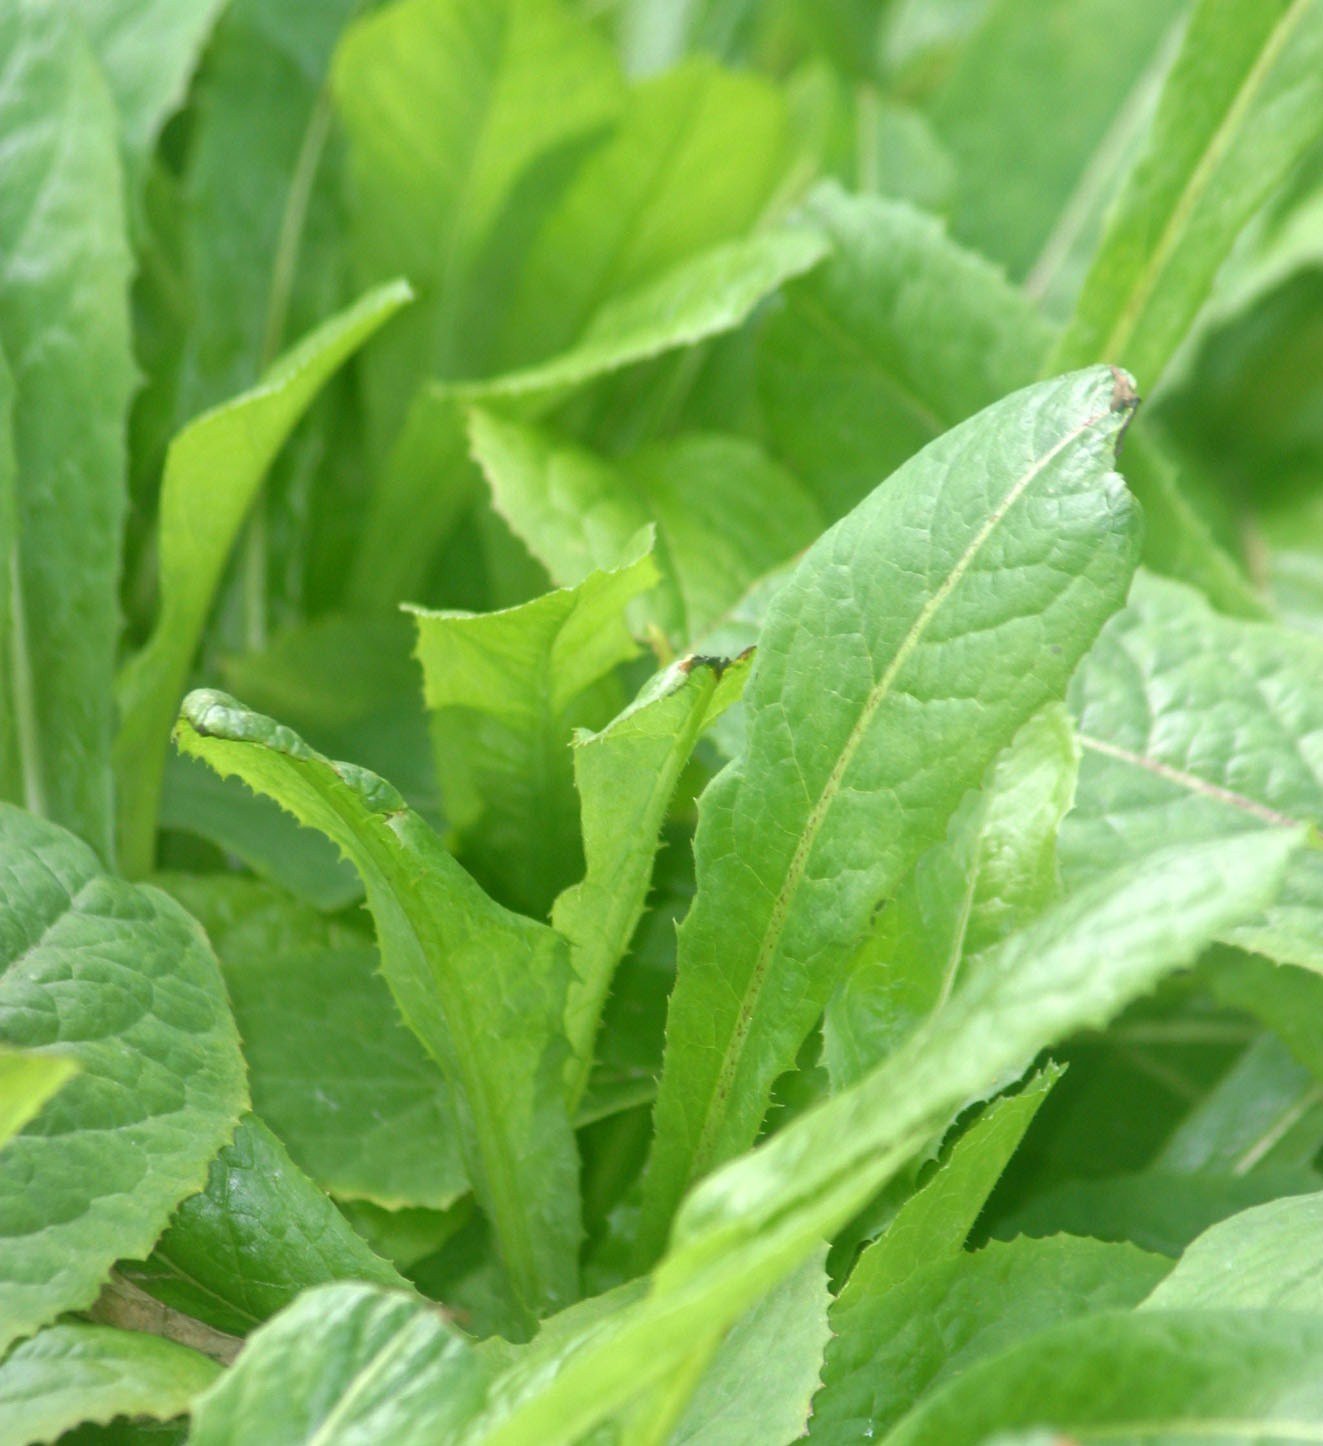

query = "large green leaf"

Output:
[[116, 280, 412, 877], [122, 1115, 408, 1336], [883, 1308, 1323, 1445], [825, 706, 1078, 1087], [1063, 571, 1323, 969], [174, 692, 578, 1330], [756, 184, 1053, 516], [556, 656, 750, 1106], [1053, 0, 1323, 387], [334, 0, 624, 434], [472, 413, 822, 646], [79, 0, 227, 175], [0, 0, 135, 858], [0, 805, 246, 1352], [462, 830, 1298, 1444], [0, 1323, 218, 1446], [638, 366, 1142, 1255], [411, 546, 659, 917], [160, 873, 465, 1211], [810, 1236, 1168, 1443], [188, 1283, 492, 1445]]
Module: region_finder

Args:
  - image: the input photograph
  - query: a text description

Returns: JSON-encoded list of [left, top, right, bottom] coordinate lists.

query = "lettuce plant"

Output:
[[2, 1, 1323, 1442]]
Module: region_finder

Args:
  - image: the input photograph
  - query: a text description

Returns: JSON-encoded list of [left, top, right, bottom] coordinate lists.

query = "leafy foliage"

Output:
[[3, 0, 1323, 1441]]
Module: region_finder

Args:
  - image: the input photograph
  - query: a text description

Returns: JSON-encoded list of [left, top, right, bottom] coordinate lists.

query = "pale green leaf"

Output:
[[410, 546, 659, 917], [811, 1236, 1169, 1443], [0, 1047, 78, 1151], [0, 0, 135, 858], [174, 692, 578, 1330], [757, 184, 1053, 516], [1063, 571, 1323, 969], [463, 830, 1298, 1445], [639, 367, 1142, 1256], [188, 1283, 492, 1445], [0, 805, 247, 1353], [160, 872, 465, 1211], [1053, 0, 1323, 387], [472, 411, 822, 644], [0, 346, 19, 807], [825, 707, 1079, 1087], [115, 280, 413, 877], [0, 1323, 218, 1446], [1146, 1190, 1323, 1310], [556, 656, 750, 1105], [122, 1115, 408, 1336], [883, 1308, 1323, 1446]]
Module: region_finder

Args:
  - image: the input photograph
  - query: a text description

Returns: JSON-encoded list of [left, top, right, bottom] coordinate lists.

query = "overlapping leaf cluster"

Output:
[[3, 0, 1323, 1442]]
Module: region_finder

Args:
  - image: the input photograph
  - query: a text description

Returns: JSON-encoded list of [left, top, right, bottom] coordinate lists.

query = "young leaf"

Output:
[[1146, 1190, 1323, 1310], [1063, 571, 1323, 970], [472, 412, 822, 644], [556, 655, 751, 1106], [0, 805, 246, 1353], [883, 1308, 1323, 1446], [121, 1115, 409, 1336], [0, 1324, 219, 1446], [811, 1236, 1169, 1443], [174, 692, 578, 1328], [411, 545, 659, 917], [825, 707, 1079, 1087], [0, 0, 135, 858], [757, 185, 1053, 515], [188, 1283, 492, 1446], [115, 280, 412, 877], [0, 1047, 78, 1151], [1053, 0, 1323, 387], [465, 832, 1298, 1446], [639, 366, 1142, 1256], [841, 1068, 1059, 1300], [333, 0, 624, 434], [490, 57, 793, 372]]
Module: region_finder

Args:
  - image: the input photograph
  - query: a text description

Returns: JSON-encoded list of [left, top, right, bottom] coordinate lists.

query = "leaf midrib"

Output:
[[688, 401, 1119, 1179]]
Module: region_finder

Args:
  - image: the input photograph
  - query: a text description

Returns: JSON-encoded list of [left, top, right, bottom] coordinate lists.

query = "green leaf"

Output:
[[411, 545, 659, 917], [557, 656, 750, 1106], [462, 830, 1298, 1446], [472, 412, 823, 645], [115, 280, 413, 877], [925, 0, 1187, 284], [639, 366, 1142, 1256], [757, 184, 1054, 516], [122, 1115, 408, 1336], [333, 0, 624, 430], [883, 1308, 1323, 1446], [160, 873, 465, 1210], [0, 1323, 219, 1446], [1053, 0, 1323, 387], [666, 1246, 832, 1446], [811, 1236, 1169, 1443], [0, 804, 246, 1353], [0, 342, 19, 806], [0, 0, 135, 858], [79, 0, 227, 175], [488, 56, 792, 373], [0, 1047, 78, 1151], [174, 692, 578, 1330], [1146, 1190, 1323, 1310], [825, 706, 1079, 1087], [1063, 571, 1323, 969], [188, 1283, 492, 1445], [841, 1068, 1059, 1300]]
